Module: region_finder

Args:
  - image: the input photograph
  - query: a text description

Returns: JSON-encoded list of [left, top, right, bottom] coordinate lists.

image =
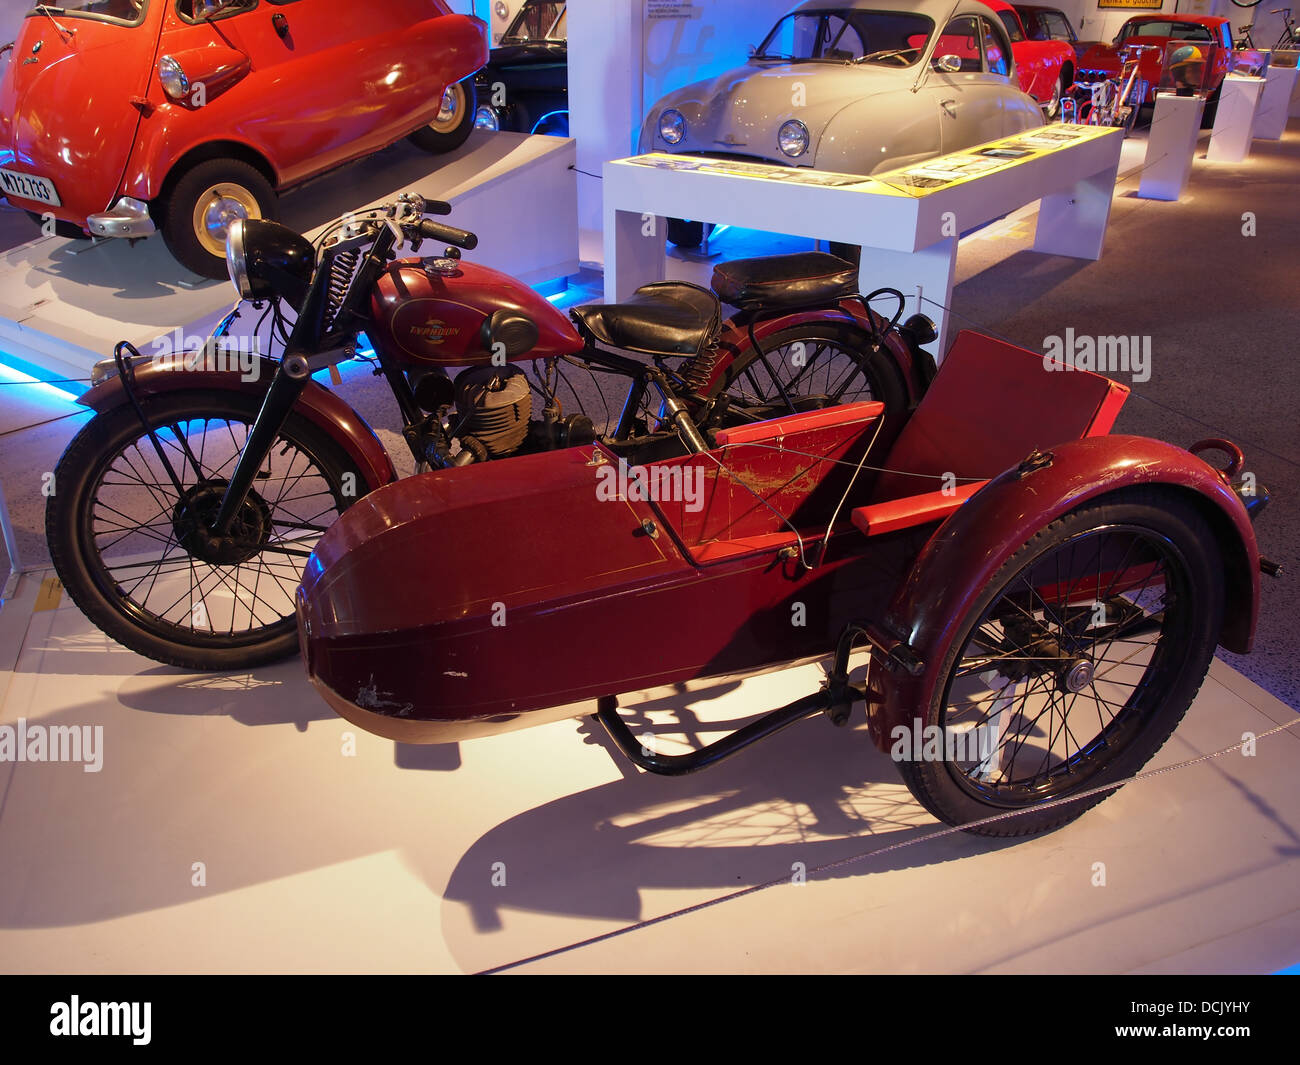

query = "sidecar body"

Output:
[[296, 330, 1261, 754]]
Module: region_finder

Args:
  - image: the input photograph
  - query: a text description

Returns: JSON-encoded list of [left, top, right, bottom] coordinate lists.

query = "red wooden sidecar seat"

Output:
[[852, 331, 1129, 537]]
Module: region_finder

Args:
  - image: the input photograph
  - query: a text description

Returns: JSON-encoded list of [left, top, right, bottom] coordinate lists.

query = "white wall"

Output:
[[569, 0, 792, 248]]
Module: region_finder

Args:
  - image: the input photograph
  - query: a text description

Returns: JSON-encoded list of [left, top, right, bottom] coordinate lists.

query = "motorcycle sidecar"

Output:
[[296, 330, 1267, 835]]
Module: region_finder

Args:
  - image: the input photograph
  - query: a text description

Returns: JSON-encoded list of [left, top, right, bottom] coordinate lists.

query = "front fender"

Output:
[[77, 357, 398, 496], [863, 434, 1260, 751]]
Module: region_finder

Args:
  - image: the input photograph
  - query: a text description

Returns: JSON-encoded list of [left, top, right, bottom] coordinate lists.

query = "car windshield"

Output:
[[503, 1, 566, 43], [27, 0, 148, 22], [755, 9, 934, 65], [1121, 20, 1213, 42]]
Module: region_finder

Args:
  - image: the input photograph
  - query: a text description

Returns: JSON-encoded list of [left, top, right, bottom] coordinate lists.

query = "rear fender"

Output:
[[863, 434, 1260, 752], [713, 299, 922, 405], [77, 356, 398, 495]]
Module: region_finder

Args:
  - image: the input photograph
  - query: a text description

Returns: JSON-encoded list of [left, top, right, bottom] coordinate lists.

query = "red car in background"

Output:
[[0, 0, 487, 278], [1074, 14, 1235, 112], [982, 0, 1075, 117]]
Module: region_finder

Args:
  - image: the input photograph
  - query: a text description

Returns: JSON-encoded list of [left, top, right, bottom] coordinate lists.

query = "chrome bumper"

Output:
[[87, 197, 156, 239]]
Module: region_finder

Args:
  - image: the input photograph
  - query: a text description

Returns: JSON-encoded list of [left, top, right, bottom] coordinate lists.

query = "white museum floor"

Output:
[[0, 565, 1296, 975]]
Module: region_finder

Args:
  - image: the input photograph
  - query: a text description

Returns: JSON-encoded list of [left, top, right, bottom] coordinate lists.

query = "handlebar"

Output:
[[416, 218, 478, 250]]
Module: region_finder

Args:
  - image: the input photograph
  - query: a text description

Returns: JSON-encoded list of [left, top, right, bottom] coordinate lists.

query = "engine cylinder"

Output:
[[454, 365, 532, 458]]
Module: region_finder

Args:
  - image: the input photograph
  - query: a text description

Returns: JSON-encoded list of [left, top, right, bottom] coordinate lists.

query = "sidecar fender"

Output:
[[863, 434, 1260, 752], [76, 356, 398, 496]]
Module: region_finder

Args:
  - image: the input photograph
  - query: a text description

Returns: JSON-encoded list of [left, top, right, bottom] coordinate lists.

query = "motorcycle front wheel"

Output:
[[46, 391, 366, 672]]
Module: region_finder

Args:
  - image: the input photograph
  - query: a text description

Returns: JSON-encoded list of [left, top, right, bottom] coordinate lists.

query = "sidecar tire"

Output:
[[896, 488, 1224, 838], [46, 392, 366, 672]]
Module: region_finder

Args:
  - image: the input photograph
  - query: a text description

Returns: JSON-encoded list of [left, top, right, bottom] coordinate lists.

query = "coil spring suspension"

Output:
[[323, 248, 361, 334], [680, 338, 721, 396]]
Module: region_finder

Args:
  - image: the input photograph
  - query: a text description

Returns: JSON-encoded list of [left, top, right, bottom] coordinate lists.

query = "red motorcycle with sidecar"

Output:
[[296, 292, 1278, 836], [45, 195, 931, 671]]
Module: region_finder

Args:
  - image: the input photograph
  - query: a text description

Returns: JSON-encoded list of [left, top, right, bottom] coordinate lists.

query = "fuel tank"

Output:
[[367, 257, 585, 369]]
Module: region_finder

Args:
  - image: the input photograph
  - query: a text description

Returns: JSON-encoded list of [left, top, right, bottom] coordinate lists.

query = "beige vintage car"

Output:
[[639, 0, 1044, 246]]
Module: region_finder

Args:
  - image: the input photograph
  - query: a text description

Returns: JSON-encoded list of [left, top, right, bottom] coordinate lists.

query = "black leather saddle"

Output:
[[571, 281, 721, 357], [711, 252, 858, 311]]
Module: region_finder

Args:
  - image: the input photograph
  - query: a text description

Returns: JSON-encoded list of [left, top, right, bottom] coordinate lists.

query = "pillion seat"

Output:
[[570, 282, 722, 357], [711, 252, 859, 311], [852, 330, 1130, 537]]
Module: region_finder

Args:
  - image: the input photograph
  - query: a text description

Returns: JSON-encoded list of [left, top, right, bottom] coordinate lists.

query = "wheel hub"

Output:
[[172, 481, 273, 566], [1061, 657, 1096, 694]]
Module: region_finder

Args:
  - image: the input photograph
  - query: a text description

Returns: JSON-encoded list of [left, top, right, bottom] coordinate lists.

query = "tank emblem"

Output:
[[410, 317, 462, 345]]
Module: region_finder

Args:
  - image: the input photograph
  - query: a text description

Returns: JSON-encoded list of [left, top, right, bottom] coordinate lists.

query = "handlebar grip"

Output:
[[418, 218, 478, 251], [421, 198, 453, 216]]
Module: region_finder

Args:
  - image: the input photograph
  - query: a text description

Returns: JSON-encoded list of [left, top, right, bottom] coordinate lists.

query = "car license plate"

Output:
[[0, 168, 61, 207]]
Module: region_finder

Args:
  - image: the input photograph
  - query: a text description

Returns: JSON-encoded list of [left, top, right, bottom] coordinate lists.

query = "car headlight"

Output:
[[158, 55, 190, 101], [494, 0, 508, 18], [778, 119, 810, 158], [475, 105, 501, 131], [659, 109, 686, 145]]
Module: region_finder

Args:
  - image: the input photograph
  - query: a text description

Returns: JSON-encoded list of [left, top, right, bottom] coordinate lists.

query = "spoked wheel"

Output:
[[898, 489, 1224, 837], [1045, 72, 1067, 120], [46, 392, 366, 671], [705, 321, 909, 437]]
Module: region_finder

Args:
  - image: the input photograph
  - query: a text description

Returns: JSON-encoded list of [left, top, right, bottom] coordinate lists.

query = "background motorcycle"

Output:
[[45, 194, 937, 672]]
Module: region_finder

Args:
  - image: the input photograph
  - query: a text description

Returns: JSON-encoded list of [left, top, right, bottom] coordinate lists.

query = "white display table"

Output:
[[1139, 94, 1206, 201], [1255, 65, 1300, 139], [1207, 75, 1267, 162], [603, 125, 1125, 359]]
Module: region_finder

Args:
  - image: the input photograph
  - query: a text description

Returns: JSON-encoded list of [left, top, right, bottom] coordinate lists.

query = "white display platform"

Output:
[[0, 569, 1295, 974], [603, 126, 1124, 359], [1255, 65, 1300, 139], [0, 131, 579, 385], [1207, 76, 1267, 163], [1139, 95, 1206, 201]]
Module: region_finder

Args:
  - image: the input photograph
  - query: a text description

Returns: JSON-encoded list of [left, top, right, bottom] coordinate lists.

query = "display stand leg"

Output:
[[1033, 162, 1120, 260], [604, 207, 667, 303], [1255, 66, 1300, 140], [855, 237, 958, 363], [1138, 94, 1205, 201], [1207, 77, 1265, 163]]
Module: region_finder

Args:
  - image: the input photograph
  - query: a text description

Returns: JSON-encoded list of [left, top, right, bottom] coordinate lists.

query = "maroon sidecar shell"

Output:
[[296, 331, 1262, 748]]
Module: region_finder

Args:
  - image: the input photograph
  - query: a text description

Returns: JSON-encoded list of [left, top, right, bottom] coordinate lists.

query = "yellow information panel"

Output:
[[628, 123, 1120, 201], [1097, 0, 1162, 9], [871, 123, 1120, 198]]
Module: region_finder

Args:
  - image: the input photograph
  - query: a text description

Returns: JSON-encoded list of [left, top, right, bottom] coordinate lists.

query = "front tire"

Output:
[[160, 158, 277, 280], [46, 391, 367, 671], [897, 489, 1224, 837], [409, 78, 478, 153]]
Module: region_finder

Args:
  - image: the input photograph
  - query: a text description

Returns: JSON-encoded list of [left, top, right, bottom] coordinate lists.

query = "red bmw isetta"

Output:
[[0, 0, 487, 278]]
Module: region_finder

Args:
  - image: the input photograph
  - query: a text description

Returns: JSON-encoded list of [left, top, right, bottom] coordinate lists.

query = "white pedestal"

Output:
[[603, 127, 1124, 361], [1255, 65, 1300, 139], [1139, 95, 1206, 201], [1207, 76, 1266, 162]]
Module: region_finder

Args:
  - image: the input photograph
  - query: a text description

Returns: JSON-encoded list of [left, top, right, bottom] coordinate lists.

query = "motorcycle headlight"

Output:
[[226, 218, 316, 305], [778, 119, 810, 158], [158, 55, 190, 101], [659, 109, 686, 145], [475, 105, 501, 131]]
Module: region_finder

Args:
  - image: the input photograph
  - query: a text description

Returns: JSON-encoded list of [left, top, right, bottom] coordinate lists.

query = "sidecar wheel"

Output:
[[706, 320, 909, 441], [897, 488, 1224, 837], [46, 391, 367, 671]]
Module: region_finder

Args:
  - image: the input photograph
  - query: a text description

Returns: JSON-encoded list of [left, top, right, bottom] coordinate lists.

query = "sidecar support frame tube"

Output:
[[595, 692, 830, 776]]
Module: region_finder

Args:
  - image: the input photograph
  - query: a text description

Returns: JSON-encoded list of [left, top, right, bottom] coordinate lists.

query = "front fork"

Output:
[[211, 354, 313, 534]]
